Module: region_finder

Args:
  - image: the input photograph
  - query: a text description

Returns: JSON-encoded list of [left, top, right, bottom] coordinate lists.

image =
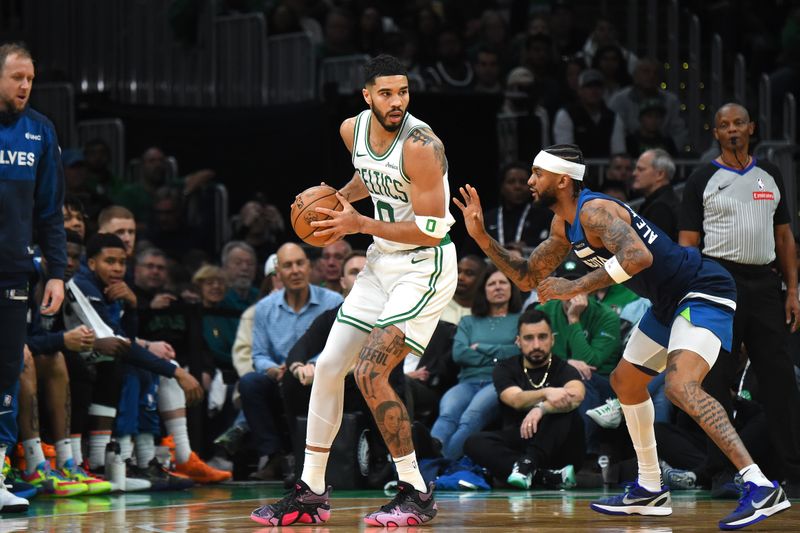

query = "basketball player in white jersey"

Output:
[[251, 55, 457, 527]]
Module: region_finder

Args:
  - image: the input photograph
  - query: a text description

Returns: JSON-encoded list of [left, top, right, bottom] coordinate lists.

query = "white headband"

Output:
[[532, 150, 585, 181]]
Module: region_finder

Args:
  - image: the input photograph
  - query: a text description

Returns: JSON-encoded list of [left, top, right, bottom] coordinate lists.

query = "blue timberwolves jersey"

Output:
[[565, 189, 703, 313]]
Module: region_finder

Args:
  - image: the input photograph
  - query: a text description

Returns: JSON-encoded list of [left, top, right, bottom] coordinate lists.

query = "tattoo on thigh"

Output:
[[374, 400, 413, 456]]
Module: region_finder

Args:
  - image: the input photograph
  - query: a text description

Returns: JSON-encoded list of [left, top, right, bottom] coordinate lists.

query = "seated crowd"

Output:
[[7, 135, 800, 503]]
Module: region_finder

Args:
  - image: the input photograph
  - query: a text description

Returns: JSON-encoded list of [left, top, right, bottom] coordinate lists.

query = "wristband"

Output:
[[415, 215, 449, 239], [603, 256, 632, 283]]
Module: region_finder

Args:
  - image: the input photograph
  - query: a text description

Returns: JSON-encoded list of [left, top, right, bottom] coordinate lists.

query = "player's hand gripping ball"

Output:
[[291, 185, 343, 247]]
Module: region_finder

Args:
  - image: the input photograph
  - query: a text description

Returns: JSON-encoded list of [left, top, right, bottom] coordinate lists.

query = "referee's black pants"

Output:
[[464, 410, 585, 480], [710, 258, 800, 482]]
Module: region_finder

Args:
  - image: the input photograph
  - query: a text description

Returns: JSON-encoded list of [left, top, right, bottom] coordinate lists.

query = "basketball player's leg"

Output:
[[35, 353, 72, 468], [664, 314, 789, 528], [591, 315, 672, 516], [250, 320, 367, 527], [355, 325, 438, 527]]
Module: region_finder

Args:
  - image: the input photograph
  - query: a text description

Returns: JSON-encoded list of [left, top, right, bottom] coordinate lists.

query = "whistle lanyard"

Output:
[[497, 204, 531, 245]]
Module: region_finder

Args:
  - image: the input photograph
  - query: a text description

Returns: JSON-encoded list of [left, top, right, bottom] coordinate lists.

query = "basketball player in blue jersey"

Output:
[[455, 144, 790, 530], [251, 54, 456, 527]]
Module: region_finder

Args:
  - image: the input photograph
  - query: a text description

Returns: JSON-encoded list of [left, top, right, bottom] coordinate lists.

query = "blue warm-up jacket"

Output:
[[0, 107, 66, 284]]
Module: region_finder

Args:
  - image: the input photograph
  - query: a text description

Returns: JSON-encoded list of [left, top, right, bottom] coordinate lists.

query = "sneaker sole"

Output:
[[250, 509, 330, 526], [590, 503, 672, 516], [364, 510, 437, 527], [718, 499, 791, 530], [0, 503, 29, 513]]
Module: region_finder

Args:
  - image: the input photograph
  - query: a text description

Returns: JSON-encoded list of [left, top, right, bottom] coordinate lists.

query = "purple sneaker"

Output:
[[250, 480, 331, 526], [364, 481, 438, 527]]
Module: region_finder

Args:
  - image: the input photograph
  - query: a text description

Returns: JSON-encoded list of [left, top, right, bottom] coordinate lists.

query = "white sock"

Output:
[[393, 451, 427, 493], [70, 434, 83, 465], [301, 448, 330, 494], [23, 438, 46, 475], [135, 433, 156, 465], [88, 431, 111, 470], [620, 399, 662, 492], [164, 418, 192, 464], [0, 444, 6, 479], [739, 464, 772, 488], [55, 438, 73, 468], [117, 435, 133, 462]]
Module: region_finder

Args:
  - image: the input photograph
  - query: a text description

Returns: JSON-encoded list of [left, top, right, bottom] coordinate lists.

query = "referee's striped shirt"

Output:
[[679, 158, 790, 266]]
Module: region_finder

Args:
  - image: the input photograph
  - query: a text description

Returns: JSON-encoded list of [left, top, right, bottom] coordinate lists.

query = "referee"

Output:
[[679, 102, 800, 496], [0, 42, 66, 512]]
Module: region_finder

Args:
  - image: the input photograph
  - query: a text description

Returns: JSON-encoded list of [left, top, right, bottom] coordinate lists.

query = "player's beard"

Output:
[[371, 105, 405, 132], [533, 185, 557, 208]]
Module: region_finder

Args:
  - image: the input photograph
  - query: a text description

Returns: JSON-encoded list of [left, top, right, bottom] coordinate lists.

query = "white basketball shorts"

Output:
[[336, 240, 457, 354]]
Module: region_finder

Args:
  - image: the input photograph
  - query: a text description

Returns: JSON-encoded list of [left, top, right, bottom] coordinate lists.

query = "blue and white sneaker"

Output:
[[590, 481, 672, 516], [718, 480, 790, 530]]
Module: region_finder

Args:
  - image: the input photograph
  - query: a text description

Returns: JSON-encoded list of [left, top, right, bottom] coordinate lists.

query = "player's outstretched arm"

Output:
[[454, 184, 570, 292]]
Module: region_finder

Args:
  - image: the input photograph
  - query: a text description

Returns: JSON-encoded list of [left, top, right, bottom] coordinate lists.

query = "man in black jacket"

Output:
[[632, 148, 680, 241]]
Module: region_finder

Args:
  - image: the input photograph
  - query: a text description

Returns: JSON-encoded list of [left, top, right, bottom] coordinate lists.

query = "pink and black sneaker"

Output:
[[364, 481, 438, 527], [250, 480, 331, 526]]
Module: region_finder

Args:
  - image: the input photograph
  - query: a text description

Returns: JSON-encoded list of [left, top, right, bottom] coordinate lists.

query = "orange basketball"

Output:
[[291, 185, 343, 247]]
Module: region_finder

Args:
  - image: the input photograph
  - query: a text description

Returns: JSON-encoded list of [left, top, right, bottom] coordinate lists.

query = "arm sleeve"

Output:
[[563, 305, 620, 367], [251, 303, 279, 373], [232, 306, 255, 377], [34, 125, 66, 280], [552, 109, 574, 145], [286, 308, 337, 367], [126, 343, 178, 377], [452, 318, 492, 367], [476, 342, 522, 359], [492, 360, 518, 396], [26, 305, 65, 355]]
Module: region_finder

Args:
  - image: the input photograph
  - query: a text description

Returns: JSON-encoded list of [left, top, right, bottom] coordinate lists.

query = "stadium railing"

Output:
[[29, 83, 76, 149], [215, 13, 269, 107], [267, 33, 316, 104]]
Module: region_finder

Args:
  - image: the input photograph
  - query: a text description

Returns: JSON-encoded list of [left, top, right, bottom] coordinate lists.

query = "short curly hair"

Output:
[[364, 54, 407, 86]]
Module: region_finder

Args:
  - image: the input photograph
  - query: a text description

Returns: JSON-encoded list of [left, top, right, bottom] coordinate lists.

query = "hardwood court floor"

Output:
[[2, 483, 797, 532]]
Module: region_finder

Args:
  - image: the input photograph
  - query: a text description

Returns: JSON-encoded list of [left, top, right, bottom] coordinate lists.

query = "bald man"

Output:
[[239, 243, 344, 478], [680, 102, 800, 498]]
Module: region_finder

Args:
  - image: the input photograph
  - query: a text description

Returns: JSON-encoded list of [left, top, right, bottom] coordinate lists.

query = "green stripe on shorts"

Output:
[[404, 336, 425, 354], [376, 246, 443, 327], [336, 307, 373, 333]]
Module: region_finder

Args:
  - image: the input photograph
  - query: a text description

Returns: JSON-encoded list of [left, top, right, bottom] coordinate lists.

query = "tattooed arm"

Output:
[[455, 184, 571, 291], [313, 126, 449, 247], [540, 200, 653, 301]]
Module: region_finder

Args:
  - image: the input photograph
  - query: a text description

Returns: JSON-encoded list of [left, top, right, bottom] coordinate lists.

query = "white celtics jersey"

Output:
[[351, 109, 454, 252]]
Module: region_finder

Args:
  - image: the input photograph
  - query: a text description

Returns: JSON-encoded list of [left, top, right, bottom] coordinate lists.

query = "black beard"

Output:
[[524, 350, 550, 367], [371, 107, 403, 132], [533, 189, 557, 208]]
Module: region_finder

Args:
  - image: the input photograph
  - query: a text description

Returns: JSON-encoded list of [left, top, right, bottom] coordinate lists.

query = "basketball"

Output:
[[291, 184, 343, 247]]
